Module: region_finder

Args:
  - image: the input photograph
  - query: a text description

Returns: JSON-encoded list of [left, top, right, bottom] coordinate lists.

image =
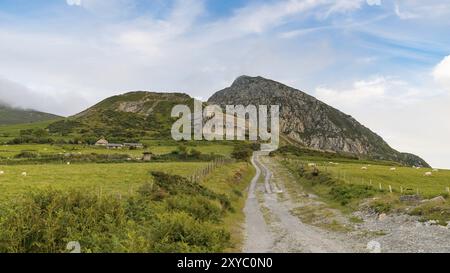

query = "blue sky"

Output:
[[0, 0, 450, 167]]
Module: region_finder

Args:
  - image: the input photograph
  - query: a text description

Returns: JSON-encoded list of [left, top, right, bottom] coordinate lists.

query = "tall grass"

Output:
[[0, 172, 234, 253]]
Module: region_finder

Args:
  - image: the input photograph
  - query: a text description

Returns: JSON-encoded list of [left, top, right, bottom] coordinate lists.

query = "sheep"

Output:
[[308, 163, 317, 167], [390, 167, 397, 171], [424, 172, 432, 177], [67, 162, 71, 165], [0, 170, 4, 175], [21, 172, 27, 177], [361, 167, 368, 170]]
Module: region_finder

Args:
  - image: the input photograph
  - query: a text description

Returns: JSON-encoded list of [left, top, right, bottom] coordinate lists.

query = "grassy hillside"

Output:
[[276, 145, 450, 225], [46, 91, 194, 142], [0, 105, 61, 125]]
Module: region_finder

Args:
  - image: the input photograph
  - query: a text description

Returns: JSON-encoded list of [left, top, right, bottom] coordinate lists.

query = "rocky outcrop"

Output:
[[208, 76, 429, 167]]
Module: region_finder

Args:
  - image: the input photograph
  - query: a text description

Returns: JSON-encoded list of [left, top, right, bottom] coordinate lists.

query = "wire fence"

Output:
[[284, 158, 450, 197], [189, 157, 235, 183]]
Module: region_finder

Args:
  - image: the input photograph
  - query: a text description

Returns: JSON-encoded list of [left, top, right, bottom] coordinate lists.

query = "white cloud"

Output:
[[433, 55, 450, 91], [315, 74, 450, 168], [0, 77, 89, 115], [65, 0, 136, 18], [366, 0, 381, 6], [393, 1, 450, 20], [315, 76, 427, 109], [66, 0, 82, 6], [394, 3, 419, 19]]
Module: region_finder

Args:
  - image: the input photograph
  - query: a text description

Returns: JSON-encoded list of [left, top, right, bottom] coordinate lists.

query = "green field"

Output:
[[278, 147, 450, 225], [0, 162, 209, 201], [303, 161, 450, 198], [326, 163, 450, 197]]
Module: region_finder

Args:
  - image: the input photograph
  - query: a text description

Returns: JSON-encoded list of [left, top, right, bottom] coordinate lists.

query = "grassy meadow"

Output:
[[313, 161, 449, 198], [277, 146, 450, 225], [0, 162, 208, 202]]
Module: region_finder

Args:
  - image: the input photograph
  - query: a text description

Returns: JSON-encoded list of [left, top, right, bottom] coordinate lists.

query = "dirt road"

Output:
[[243, 152, 450, 253], [243, 152, 361, 253]]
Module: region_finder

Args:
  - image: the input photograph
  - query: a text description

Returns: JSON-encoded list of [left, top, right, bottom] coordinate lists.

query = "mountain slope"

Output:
[[208, 76, 429, 167], [48, 91, 193, 139], [0, 104, 61, 125]]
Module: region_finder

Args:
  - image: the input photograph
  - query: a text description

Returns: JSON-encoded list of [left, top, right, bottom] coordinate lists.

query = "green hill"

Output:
[[47, 91, 194, 141], [0, 104, 61, 125]]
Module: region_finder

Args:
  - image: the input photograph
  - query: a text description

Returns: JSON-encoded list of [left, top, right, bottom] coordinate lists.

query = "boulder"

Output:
[[429, 196, 446, 204], [421, 196, 446, 204]]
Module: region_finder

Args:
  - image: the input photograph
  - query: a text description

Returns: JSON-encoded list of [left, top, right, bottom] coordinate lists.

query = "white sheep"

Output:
[[390, 167, 396, 171], [0, 170, 4, 175], [21, 172, 27, 177], [67, 162, 71, 165], [424, 172, 432, 177], [361, 167, 368, 170]]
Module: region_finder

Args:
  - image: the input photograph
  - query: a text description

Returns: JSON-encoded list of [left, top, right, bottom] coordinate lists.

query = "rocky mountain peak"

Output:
[[208, 76, 429, 167]]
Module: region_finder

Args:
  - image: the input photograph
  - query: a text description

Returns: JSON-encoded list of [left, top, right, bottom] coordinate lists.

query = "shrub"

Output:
[[149, 212, 230, 253], [329, 184, 377, 206], [369, 200, 392, 214], [231, 146, 252, 161], [14, 151, 39, 159], [165, 195, 223, 223], [150, 172, 231, 211]]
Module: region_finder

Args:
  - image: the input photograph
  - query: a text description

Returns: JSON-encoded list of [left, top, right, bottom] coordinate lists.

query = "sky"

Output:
[[0, 0, 449, 168]]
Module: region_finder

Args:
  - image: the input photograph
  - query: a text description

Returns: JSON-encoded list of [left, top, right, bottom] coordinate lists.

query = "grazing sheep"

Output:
[[361, 167, 368, 170], [21, 172, 27, 177], [67, 162, 71, 165], [390, 167, 396, 171], [424, 172, 432, 176], [0, 170, 4, 175]]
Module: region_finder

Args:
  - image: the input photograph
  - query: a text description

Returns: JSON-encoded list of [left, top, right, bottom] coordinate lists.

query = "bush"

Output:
[[329, 184, 377, 206], [231, 146, 252, 161], [0, 186, 233, 253], [150, 212, 230, 253], [369, 200, 392, 214], [166, 195, 223, 223], [150, 172, 231, 211], [14, 151, 39, 159], [0, 190, 129, 253]]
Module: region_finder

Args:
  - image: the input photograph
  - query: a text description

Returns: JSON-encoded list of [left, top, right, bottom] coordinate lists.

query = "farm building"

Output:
[[107, 143, 124, 149], [142, 152, 153, 161], [95, 138, 109, 146]]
